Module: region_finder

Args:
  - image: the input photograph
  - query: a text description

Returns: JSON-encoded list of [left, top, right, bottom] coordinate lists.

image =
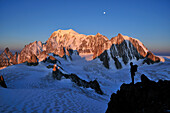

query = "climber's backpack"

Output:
[[133, 65, 138, 72]]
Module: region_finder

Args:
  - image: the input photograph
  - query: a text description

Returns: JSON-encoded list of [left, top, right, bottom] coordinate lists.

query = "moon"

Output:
[[103, 12, 106, 15]]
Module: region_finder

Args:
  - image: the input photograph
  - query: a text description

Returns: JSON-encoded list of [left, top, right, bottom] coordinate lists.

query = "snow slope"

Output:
[[0, 55, 170, 113]]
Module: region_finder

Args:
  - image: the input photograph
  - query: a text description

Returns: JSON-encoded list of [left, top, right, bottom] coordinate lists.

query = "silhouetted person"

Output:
[[130, 62, 138, 84]]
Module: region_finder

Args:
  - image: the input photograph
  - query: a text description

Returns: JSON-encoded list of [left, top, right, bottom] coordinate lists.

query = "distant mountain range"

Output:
[[0, 29, 164, 68]]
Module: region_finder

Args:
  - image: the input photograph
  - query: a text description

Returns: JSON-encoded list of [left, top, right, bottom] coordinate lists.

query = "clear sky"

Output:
[[0, 0, 170, 55]]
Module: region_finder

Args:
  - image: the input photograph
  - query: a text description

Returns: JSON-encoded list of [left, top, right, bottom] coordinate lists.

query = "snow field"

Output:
[[0, 56, 170, 113]]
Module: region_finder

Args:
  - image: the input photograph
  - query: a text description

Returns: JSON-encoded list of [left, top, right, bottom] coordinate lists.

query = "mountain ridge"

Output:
[[0, 29, 164, 68]]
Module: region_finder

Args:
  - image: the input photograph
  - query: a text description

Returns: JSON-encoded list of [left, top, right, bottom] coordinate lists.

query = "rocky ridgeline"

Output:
[[0, 29, 163, 68], [52, 65, 103, 95], [106, 74, 170, 113], [0, 48, 18, 67]]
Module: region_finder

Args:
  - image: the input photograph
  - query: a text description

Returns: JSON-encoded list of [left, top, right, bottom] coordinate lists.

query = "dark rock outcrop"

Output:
[[47, 56, 57, 64], [89, 80, 103, 95], [27, 54, 38, 66], [113, 57, 122, 69], [143, 51, 160, 65], [68, 74, 103, 95], [98, 50, 110, 69], [52, 64, 63, 80], [52, 65, 103, 95], [46, 65, 54, 69], [106, 75, 170, 113], [0, 75, 7, 88], [98, 39, 144, 69]]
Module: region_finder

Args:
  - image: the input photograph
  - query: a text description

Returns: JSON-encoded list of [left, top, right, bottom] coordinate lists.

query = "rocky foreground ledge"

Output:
[[106, 74, 170, 113]]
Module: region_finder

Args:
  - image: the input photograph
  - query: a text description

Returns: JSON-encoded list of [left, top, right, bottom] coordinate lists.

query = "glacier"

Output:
[[0, 55, 170, 113]]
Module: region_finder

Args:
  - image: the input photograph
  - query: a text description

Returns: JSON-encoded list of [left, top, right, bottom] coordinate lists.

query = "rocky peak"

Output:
[[0, 47, 18, 67], [96, 32, 102, 36], [32, 41, 37, 44], [14, 52, 18, 55], [110, 34, 125, 45], [51, 29, 79, 38], [110, 34, 148, 57], [97, 33, 161, 69], [4, 47, 10, 54], [95, 33, 109, 41], [118, 33, 123, 37], [17, 40, 43, 64]]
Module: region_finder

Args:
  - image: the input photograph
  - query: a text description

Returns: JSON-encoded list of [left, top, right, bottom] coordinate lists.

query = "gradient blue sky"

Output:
[[0, 0, 170, 55]]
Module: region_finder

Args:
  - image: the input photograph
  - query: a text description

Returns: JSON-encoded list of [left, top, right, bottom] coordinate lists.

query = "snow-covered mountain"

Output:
[[0, 29, 164, 68], [97, 33, 164, 69], [44, 29, 110, 61]]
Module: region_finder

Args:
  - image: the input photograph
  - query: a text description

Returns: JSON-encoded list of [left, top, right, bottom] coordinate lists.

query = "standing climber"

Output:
[[130, 62, 138, 84]]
